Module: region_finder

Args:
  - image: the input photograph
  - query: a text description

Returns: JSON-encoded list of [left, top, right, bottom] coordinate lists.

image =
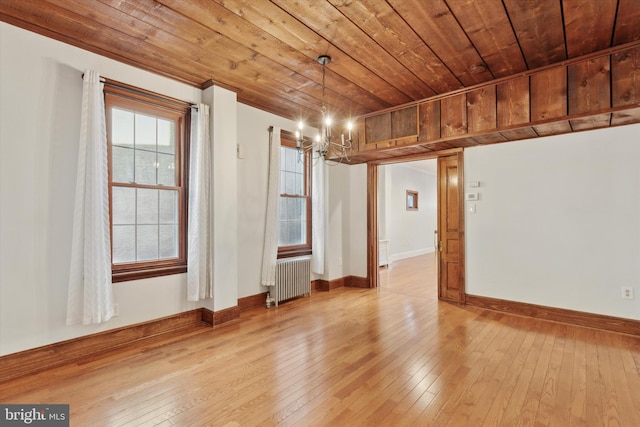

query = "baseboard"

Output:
[[314, 278, 343, 291], [465, 294, 640, 336], [212, 306, 240, 325], [240, 279, 361, 307], [313, 275, 369, 290], [345, 276, 369, 288], [390, 247, 435, 263], [0, 307, 238, 382], [238, 292, 268, 311]]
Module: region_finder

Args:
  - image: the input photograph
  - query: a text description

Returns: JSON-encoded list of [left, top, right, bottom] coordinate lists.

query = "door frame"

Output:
[[366, 148, 465, 299]]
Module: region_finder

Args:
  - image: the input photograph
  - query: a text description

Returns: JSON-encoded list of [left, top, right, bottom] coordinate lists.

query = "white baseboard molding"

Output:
[[390, 247, 435, 263]]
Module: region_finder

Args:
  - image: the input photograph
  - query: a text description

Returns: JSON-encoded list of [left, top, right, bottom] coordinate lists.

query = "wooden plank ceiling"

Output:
[[1, 0, 639, 125]]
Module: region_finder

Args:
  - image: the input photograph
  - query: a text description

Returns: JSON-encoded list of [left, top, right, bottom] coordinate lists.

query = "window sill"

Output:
[[278, 248, 312, 259], [112, 264, 187, 283]]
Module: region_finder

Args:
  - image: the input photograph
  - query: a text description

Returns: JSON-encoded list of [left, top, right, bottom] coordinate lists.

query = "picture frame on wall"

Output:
[[406, 190, 418, 211]]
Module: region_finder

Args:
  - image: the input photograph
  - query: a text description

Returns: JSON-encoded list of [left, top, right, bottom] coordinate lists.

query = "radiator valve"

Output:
[[266, 292, 275, 308]]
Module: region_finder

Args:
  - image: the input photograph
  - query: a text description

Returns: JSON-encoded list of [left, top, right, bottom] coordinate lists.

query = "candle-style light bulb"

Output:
[[325, 116, 332, 139], [347, 121, 353, 140]]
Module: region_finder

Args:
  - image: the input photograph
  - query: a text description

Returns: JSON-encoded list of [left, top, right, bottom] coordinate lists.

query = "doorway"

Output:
[[377, 160, 438, 297], [367, 152, 465, 303]]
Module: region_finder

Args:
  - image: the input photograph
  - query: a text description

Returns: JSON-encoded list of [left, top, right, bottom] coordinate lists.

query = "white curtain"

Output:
[[67, 70, 114, 325], [187, 104, 213, 301], [261, 127, 281, 287], [311, 159, 327, 274]]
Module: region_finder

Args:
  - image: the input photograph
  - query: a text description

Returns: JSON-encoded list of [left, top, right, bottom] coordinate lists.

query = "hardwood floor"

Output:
[[2, 253, 639, 426]]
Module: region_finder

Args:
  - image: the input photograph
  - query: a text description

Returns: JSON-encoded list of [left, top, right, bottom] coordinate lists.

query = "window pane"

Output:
[[278, 221, 288, 246], [285, 171, 295, 195], [112, 146, 134, 183], [282, 171, 288, 194], [112, 108, 134, 148], [135, 113, 157, 150], [159, 224, 178, 258], [112, 225, 135, 264], [157, 118, 175, 154], [137, 224, 159, 261], [295, 156, 304, 174], [112, 186, 135, 225], [158, 153, 176, 186], [287, 197, 298, 220], [279, 197, 287, 221], [135, 149, 156, 185], [294, 172, 303, 195], [137, 188, 158, 225], [280, 147, 286, 170], [299, 221, 307, 245], [288, 221, 303, 245], [298, 199, 306, 223], [285, 147, 296, 171], [159, 190, 178, 224]]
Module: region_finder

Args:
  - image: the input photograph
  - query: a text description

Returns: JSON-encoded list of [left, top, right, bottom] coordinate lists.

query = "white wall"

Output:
[[326, 165, 348, 280], [381, 163, 437, 261], [235, 104, 297, 298], [207, 86, 239, 311], [347, 164, 368, 278], [0, 23, 206, 356], [465, 124, 640, 320]]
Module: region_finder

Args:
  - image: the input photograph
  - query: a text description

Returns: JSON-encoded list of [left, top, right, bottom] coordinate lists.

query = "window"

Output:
[[104, 82, 190, 282], [278, 131, 311, 257]]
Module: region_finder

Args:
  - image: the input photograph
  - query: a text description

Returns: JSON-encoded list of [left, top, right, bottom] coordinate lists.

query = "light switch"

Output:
[[469, 181, 480, 188], [468, 203, 476, 214], [465, 193, 479, 201]]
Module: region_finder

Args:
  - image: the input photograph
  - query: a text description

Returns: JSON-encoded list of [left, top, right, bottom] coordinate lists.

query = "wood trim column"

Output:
[[367, 163, 379, 288], [457, 151, 466, 304]]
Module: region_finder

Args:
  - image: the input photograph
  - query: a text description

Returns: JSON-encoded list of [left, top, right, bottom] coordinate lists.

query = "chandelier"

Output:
[[295, 55, 353, 163]]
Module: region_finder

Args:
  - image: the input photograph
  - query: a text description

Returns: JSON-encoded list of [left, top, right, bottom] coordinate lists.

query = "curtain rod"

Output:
[[81, 72, 105, 83], [81, 72, 198, 109]]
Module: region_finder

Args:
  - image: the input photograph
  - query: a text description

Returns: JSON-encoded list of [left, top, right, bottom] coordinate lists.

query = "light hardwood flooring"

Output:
[[1, 254, 639, 426]]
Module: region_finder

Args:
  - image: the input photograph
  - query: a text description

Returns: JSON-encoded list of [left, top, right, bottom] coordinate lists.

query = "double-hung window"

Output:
[[278, 131, 311, 258], [104, 83, 190, 282]]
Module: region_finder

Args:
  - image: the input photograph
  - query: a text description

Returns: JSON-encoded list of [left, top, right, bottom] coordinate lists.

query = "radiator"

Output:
[[274, 257, 311, 306]]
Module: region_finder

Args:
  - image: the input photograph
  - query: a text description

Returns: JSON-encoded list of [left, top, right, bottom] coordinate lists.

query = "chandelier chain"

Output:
[[321, 59, 327, 114]]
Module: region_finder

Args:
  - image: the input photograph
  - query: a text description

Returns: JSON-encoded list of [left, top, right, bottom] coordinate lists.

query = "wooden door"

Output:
[[438, 154, 465, 303]]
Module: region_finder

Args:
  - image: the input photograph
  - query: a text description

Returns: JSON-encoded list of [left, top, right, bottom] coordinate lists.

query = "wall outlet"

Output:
[[621, 287, 634, 300]]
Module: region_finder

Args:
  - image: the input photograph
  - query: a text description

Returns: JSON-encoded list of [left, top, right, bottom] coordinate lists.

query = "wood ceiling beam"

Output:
[[347, 43, 640, 164]]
